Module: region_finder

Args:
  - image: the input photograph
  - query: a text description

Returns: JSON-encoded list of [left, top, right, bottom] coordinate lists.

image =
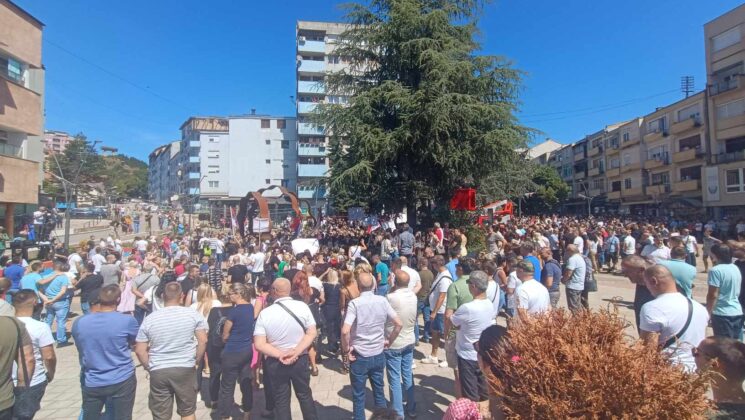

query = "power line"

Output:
[[44, 38, 195, 113], [519, 88, 680, 119]]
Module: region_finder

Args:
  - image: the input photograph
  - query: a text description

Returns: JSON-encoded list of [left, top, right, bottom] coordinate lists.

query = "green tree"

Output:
[[102, 155, 148, 199], [45, 133, 104, 199], [316, 0, 530, 225], [523, 164, 569, 214]]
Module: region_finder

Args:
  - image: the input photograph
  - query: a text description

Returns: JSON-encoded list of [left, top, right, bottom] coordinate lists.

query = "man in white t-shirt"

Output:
[[640, 265, 708, 372], [515, 260, 550, 324], [90, 248, 107, 274], [622, 229, 636, 257], [249, 247, 266, 276], [134, 236, 149, 257], [398, 256, 422, 295], [679, 228, 699, 268], [421, 255, 452, 367], [572, 230, 585, 255], [640, 235, 671, 264], [12, 290, 57, 419], [450, 271, 495, 402], [67, 249, 83, 279]]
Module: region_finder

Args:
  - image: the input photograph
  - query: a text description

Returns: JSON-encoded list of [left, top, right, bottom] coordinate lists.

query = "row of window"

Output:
[[261, 119, 287, 129]]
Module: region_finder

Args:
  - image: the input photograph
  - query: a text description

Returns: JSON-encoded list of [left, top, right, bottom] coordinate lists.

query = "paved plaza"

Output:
[[34, 265, 713, 420]]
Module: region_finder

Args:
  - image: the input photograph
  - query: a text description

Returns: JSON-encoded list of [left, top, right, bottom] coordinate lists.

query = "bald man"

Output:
[[640, 264, 708, 372], [342, 272, 403, 420], [622, 255, 654, 333], [385, 270, 418, 418], [253, 277, 318, 419]]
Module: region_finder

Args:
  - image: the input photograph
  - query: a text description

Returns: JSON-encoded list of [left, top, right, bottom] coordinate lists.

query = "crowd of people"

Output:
[[0, 212, 744, 419]]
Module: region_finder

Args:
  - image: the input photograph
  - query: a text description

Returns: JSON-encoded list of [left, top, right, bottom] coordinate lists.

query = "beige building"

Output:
[[43, 130, 74, 154], [0, 0, 45, 235], [704, 4, 745, 218]]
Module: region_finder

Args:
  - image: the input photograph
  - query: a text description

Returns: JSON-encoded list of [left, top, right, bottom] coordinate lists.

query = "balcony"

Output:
[[624, 187, 644, 197], [607, 191, 621, 200], [298, 101, 318, 114], [0, 142, 22, 158], [644, 153, 669, 170], [709, 75, 743, 96], [606, 167, 621, 178], [589, 167, 602, 177], [298, 164, 327, 177], [672, 148, 703, 164], [189, 140, 200, 148], [189, 156, 200, 163], [712, 150, 745, 164], [589, 188, 605, 197], [188, 172, 201, 180], [606, 143, 621, 155], [298, 144, 327, 157], [643, 130, 667, 144], [297, 39, 326, 54], [673, 179, 701, 193], [588, 146, 603, 157], [671, 117, 702, 135], [298, 123, 325, 136], [573, 153, 586, 162], [0, 154, 39, 204], [646, 184, 672, 196], [298, 81, 325, 94], [0, 78, 43, 136], [298, 59, 325, 73], [620, 162, 641, 173], [622, 135, 641, 148]]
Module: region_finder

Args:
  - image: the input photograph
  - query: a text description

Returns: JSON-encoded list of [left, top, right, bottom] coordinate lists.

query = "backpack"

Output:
[[210, 308, 228, 347]]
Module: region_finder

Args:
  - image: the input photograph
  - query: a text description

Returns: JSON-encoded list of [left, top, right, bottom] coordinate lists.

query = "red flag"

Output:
[[450, 188, 476, 211]]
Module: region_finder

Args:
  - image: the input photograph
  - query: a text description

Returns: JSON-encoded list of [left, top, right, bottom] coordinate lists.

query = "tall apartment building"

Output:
[[169, 115, 296, 211], [704, 4, 745, 218], [0, 0, 45, 235], [296, 21, 351, 209], [43, 130, 74, 154], [147, 141, 180, 204]]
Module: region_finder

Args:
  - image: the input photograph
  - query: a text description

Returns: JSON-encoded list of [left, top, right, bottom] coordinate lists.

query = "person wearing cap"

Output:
[[515, 260, 550, 324], [449, 270, 495, 403]]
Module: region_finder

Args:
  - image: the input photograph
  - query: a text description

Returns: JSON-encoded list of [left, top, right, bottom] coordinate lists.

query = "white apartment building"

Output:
[[296, 20, 351, 208], [147, 141, 180, 204]]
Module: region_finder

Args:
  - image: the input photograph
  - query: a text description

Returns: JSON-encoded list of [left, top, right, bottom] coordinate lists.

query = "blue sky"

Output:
[[15, 0, 744, 160]]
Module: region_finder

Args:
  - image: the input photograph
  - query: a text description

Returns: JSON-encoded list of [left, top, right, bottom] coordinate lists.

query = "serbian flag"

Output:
[[450, 188, 477, 211]]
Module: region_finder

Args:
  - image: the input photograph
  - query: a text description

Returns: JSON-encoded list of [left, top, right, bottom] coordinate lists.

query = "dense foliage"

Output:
[[316, 0, 531, 224]]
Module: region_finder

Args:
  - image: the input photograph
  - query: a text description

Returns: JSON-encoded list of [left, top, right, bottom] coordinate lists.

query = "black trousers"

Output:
[[264, 354, 318, 420], [81, 374, 136, 420], [198, 345, 223, 403], [219, 350, 253, 417], [322, 306, 341, 352], [457, 357, 488, 402]]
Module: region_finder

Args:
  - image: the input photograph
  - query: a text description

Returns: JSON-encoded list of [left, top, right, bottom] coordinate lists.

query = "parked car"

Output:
[[68, 208, 95, 218]]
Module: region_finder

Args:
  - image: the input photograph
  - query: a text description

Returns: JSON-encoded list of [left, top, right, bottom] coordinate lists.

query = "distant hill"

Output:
[[102, 154, 148, 199]]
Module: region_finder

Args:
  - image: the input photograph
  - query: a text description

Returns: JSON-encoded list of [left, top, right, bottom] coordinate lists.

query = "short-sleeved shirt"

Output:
[[429, 271, 453, 314], [450, 298, 496, 361], [386, 288, 417, 349], [72, 311, 139, 387], [13, 317, 54, 387], [254, 297, 315, 352], [100, 264, 122, 286], [402, 265, 421, 291], [75, 274, 104, 303], [417, 269, 434, 300], [136, 306, 207, 371], [446, 276, 473, 312], [445, 259, 459, 280], [344, 291, 398, 357], [659, 259, 696, 298], [227, 264, 249, 283], [20, 273, 42, 295], [43, 274, 70, 299], [541, 260, 562, 292], [224, 303, 254, 353], [0, 317, 31, 411], [375, 262, 390, 286], [708, 263, 743, 317], [4, 264, 24, 289], [564, 254, 586, 291], [516, 279, 550, 315], [524, 255, 542, 284], [640, 292, 709, 372]]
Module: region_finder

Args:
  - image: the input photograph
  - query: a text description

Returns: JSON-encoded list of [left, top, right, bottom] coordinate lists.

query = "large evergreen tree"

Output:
[[316, 0, 531, 224], [45, 133, 105, 198]]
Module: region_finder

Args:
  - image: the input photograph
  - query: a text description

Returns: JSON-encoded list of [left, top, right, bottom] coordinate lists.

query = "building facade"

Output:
[[42, 130, 74, 154], [296, 21, 351, 209], [147, 141, 180, 204], [0, 0, 45, 235]]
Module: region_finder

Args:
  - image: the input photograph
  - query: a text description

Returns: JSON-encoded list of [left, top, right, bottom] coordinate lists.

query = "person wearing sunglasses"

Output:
[[692, 336, 745, 418]]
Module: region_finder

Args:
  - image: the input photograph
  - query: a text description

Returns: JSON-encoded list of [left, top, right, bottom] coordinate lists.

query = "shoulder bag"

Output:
[[662, 298, 693, 349]]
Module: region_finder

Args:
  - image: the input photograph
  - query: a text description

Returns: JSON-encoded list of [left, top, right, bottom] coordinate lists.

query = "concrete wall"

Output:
[[0, 0, 42, 68], [0, 155, 39, 203]]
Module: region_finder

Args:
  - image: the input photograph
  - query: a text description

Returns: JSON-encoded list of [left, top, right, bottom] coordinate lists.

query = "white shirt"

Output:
[[486, 281, 501, 317], [507, 271, 522, 310], [640, 292, 709, 372], [308, 275, 323, 292], [622, 235, 636, 255], [641, 244, 671, 264], [250, 252, 265, 273], [13, 317, 54, 387], [68, 253, 83, 275], [386, 288, 417, 349], [429, 271, 452, 314], [401, 265, 420, 291], [135, 239, 149, 252], [680, 235, 698, 254], [515, 278, 550, 316], [254, 297, 315, 352], [573, 236, 584, 254], [91, 254, 106, 273], [450, 298, 496, 361]]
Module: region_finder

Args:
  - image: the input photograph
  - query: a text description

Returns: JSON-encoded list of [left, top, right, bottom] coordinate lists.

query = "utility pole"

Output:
[[681, 76, 694, 98]]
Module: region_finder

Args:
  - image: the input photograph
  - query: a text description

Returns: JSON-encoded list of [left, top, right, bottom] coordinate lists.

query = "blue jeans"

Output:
[[376, 284, 388, 297], [686, 252, 696, 267], [81, 301, 92, 315], [349, 353, 386, 420], [46, 300, 70, 343], [418, 300, 431, 341], [384, 345, 415, 418]]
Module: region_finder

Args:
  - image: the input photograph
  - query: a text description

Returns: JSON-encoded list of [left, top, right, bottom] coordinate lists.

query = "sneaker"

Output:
[[411, 363, 417, 370], [438, 360, 449, 368], [420, 355, 439, 364]]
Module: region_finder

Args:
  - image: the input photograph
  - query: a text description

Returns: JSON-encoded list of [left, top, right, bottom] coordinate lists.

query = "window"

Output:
[[717, 98, 745, 120], [648, 145, 668, 161], [328, 55, 340, 64], [622, 132, 629, 142], [265, 140, 271, 145], [624, 178, 632, 189], [261, 119, 271, 128], [609, 158, 620, 169], [0, 55, 23, 83], [207, 153, 219, 159], [677, 104, 700, 123], [712, 26, 741, 52], [726, 168, 745, 193], [651, 172, 670, 185], [265, 159, 271, 164], [647, 117, 667, 133], [623, 153, 631, 166], [592, 178, 604, 190], [207, 165, 220, 174], [611, 181, 621, 192], [208, 137, 219, 143], [208, 181, 219, 188], [277, 119, 286, 129], [265, 179, 271, 184], [711, 63, 743, 95], [679, 134, 701, 152], [281, 141, 289, 149]]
